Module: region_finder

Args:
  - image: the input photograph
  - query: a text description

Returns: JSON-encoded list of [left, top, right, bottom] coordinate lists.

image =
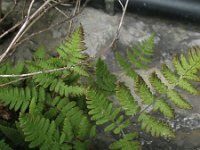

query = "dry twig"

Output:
[[95, 0, 129, 58]]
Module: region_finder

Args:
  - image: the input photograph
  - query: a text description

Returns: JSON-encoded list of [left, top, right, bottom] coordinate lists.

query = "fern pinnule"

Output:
[[116, 83, 140, 116], [138, 113, 175, 138]]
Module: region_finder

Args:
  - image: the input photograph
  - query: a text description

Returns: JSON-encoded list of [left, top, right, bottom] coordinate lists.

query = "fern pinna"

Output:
[[0, 27, 200, 150]]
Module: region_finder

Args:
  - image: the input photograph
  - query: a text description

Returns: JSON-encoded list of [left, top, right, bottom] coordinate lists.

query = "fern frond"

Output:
[[153, 99, 174, 119], [115, 52, 138, 78], [0, 140, 13, 150], [45, 96, 96, 143], [149, 73, 192, 109], [0, 124, 24, 145], [116, 83, 140, 116], [0, 62, 24, 85], [57, 26, 87, 64], [128, 34, 154, 69], [161, 64, 199, 95], [138, 113, 175, 138], [135, 76, 174, 118], [173, 46, 200, 81], [0, 86, 45, 112], [95, 58, 117, 95], [116, 35, 155, 79], [32, 74, 85, 97], [19, 115, 62, 150], [135, 76, 155, 105], [86, 90, 130, 134], [109, 132, 140, 150]]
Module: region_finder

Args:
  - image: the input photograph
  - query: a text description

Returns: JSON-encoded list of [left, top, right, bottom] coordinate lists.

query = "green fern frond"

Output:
[[57, 26, 87, 64], [45, 96, 96, 142], [95, 58, 117, 95], [116, 34, 155, 79], [19, 115, 62, 150], [153, 99, 174, 119], [173, 46, 200, 81], [86, 90, 130, 134], [135, 76, 155, 105], [115, 52, 138, 78], [0, 124, 24, 145], [161, 63, 199, 95], [149, 72, 192, 109], [138, 113, 175, 138], [0, 140, 13, 150], [135, 76, 174, 118], [116, 83, 140, 116], [109, 133, 141, 150], [127, 34, 154, 69], [0, 62, 24, 85], [0, 86, 46, 112], [32, 74, 85, 97]]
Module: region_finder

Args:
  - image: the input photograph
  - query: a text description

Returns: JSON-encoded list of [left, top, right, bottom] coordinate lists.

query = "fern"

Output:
[[0, 86, 46, 112], [0, 62, 24, 85], [0, 123, 24, 145], [135, 76, 174, 119], [149, 72, 192, 109], [138, 113, 175, 138], [116, 34, 155, 78], [0, 26, 200, 150], [109, 133, 140, 150], [116, 83, 140, 116], [86, 90, 130, 134], [57, 25, 87, 65], [95, 58, 117, 95], [19, 114, 62, 149], [0, 140, 13, 150]]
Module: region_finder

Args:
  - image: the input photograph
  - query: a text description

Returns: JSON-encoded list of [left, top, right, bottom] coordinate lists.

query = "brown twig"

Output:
[[0, 0, 56, 63], [95, 0, 129, 58], [13, 0, 90, 48]]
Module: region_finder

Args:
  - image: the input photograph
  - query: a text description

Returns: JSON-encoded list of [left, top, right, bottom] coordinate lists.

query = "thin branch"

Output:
[[13, 0, 90, 48], [0, 0, 54, 63], [95, 0, 129, 58], [0, 65, 74, 78], [0, 77, 29, 87]]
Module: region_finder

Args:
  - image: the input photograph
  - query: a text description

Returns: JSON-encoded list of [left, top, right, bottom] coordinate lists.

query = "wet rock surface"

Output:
[[1, 1, 200, 149]]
